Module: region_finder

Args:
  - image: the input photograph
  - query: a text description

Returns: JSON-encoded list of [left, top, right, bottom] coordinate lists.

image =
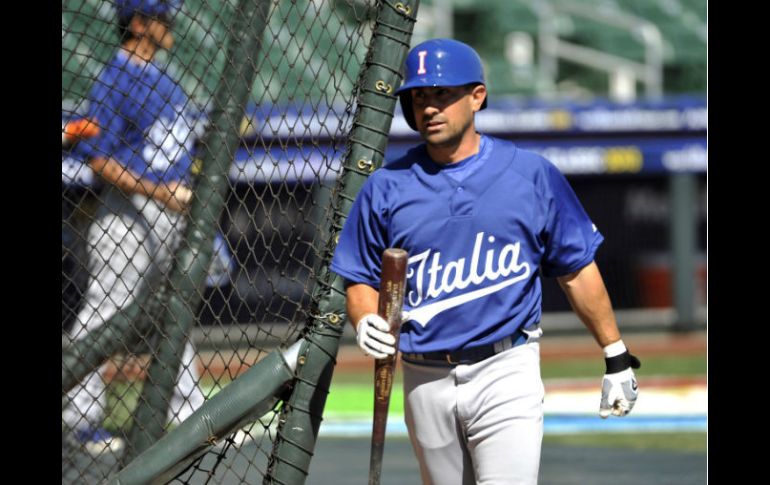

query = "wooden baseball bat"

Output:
[[368, 248, 409, 485]]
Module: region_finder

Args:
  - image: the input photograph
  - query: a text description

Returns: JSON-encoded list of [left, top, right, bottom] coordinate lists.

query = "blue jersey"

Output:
[[330, 135, 603, 354], [72, 51, 202, 185]]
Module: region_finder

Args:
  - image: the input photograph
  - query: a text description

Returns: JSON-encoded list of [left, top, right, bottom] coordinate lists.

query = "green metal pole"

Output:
[[265, 1, 420, 483], [62, 282, 164, 396], [670, 172, 697, 330], [124, 0, 271, 461], [62, 291, 146, 395]]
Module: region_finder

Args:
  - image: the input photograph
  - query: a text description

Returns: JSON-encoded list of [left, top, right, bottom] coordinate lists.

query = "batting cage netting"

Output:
[[62, 0, 418, 483]]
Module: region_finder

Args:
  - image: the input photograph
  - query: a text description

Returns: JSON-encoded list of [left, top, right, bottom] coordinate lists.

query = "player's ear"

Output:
[[470, 84, 487, 112]]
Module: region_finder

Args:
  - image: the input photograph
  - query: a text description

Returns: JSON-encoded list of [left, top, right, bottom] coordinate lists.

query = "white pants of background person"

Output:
[[403, 339, 545, 485], [62, 188, 205, 433]]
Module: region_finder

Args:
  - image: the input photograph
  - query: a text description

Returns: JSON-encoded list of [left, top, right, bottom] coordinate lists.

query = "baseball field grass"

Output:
[[101, 345, 706, 452]]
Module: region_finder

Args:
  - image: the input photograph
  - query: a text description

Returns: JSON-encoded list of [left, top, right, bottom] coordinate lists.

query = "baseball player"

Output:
[[62, 0, 206, 448], [331, 38, 641, 484]]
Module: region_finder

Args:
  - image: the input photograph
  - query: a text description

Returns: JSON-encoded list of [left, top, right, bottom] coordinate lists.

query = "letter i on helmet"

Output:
[[396, 38, 488, 131]]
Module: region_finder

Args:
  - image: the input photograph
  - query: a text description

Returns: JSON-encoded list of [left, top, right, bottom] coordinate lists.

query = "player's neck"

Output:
[[426, 131, 481, 165], [121, 38, 157, 64]]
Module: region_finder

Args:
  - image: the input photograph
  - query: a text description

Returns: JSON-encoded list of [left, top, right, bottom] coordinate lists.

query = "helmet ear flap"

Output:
[[399, 93, 417, 131]]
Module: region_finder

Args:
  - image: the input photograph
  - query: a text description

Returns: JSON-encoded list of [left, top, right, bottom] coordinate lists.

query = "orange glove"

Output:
[[62, 118, 100, 145]]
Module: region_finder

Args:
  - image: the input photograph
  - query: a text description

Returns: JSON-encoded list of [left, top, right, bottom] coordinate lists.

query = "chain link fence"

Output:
[[61, 0, 395, 482]]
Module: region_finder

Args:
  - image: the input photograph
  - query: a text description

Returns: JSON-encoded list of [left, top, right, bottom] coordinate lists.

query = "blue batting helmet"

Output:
[[396, 38, 487, 130], [115, 0, 181, 21]]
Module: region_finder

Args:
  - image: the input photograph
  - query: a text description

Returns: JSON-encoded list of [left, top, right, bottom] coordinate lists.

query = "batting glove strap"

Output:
[[604, 350, 641, 374]]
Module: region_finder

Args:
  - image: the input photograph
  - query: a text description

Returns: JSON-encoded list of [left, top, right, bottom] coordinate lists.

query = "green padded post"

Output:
[[264, 1, 421, 483], [112, 343, 300, 484]]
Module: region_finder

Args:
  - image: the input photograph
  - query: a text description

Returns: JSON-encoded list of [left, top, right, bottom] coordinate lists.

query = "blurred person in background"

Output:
[[62, 0, 207, 451]]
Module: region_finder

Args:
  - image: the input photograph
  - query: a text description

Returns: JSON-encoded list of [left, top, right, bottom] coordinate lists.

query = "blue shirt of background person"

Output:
[[72, 49, 202, 187]]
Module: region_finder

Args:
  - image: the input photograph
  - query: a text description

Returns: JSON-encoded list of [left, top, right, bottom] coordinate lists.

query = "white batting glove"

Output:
[[599, 340, 641, 418], [355, 313, 397, 359]]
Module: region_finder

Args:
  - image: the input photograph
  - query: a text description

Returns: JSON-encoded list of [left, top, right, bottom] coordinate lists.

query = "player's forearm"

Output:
[[345, 283, 379, 331], [557, 261, 621, 348], [88, 157, 187, 211], [89, 156, 159, 197]]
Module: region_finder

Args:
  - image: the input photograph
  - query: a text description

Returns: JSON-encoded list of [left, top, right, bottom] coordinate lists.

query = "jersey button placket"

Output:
[[450, 186, 473, 217]]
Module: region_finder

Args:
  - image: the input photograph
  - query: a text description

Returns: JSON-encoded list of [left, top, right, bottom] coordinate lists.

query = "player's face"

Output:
[[411, 85, 486, 153]]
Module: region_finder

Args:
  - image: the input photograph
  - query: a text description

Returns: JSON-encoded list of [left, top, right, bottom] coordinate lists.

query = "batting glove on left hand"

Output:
[[599, 340, 641, 418]]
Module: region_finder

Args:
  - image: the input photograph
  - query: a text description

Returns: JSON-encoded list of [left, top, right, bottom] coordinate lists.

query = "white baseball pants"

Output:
[[63, 189, 205, 431], [403, 341, 545, 485]]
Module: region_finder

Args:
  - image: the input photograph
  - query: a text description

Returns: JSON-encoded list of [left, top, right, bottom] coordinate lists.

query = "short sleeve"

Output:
[[540, 161, 604, 277], [77, 72, 127, 161], [330, 178, 389, 288]]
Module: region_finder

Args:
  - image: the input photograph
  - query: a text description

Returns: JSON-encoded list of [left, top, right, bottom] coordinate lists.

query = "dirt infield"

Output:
[[332, 329, 707, 373], [539, 330, 706, 359], [99, 329, 706, 382]]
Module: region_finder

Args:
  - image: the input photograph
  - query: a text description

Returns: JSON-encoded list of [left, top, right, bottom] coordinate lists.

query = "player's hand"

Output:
[[599, 342, 641, 418], [600, 368, 639, 418], [355, 313, 396, 359], [165, 181, 193, 213]]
